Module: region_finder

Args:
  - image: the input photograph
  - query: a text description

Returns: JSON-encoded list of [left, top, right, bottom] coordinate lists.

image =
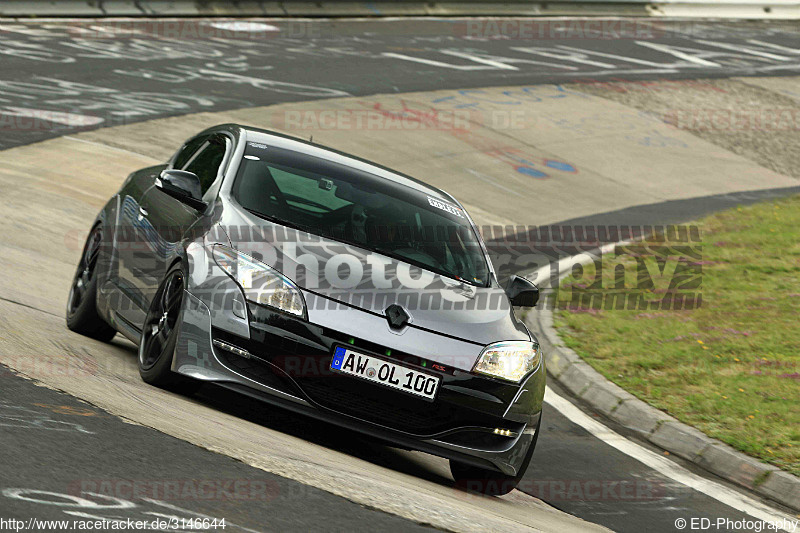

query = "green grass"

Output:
[[555, 195, 800, 476]]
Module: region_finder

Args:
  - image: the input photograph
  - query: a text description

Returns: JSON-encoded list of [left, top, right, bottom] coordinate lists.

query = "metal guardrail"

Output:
[[0, 0, 798, 18]]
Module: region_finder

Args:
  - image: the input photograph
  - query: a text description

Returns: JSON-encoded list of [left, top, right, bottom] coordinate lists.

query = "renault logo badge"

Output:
[[385, 304, 410, 329]]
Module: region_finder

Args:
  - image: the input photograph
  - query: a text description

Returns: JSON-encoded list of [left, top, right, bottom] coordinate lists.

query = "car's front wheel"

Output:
[[138, 264, 198, 394], [66, 224, 117, 342], [450, 417, 541, 496]]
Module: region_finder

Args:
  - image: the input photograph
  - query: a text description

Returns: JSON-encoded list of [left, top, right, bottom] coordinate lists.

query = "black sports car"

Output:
[[67, 124, 545, 495]]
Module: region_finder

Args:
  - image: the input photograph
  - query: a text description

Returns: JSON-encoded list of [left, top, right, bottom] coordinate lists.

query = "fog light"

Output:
[[213, 339, 252, 360], [493, 428, 518, 438]]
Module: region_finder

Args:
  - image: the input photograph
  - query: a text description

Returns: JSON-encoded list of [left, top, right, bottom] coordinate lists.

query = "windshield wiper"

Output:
[[242, 207, 315, 235], [368, 245, 485, 288]]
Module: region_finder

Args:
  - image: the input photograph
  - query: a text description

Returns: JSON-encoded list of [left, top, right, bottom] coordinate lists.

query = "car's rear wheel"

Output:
[[450, 416, 541, 496], [138, 265, 199, 394], [66, 224, 117, 342]]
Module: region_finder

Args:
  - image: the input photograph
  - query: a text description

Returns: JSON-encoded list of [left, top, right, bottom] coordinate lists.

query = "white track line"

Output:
[[529, 240, 628, 288], [545, 389, 797, 529], [534, 248, 797, 529]]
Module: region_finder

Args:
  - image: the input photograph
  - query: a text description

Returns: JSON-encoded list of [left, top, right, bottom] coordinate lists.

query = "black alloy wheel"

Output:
[[66, 225, 116, 341]]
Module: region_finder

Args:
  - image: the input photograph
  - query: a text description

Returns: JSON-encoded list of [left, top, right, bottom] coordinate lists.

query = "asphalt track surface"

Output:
[[1, 17, 799, 533], [0, 364, 435, 532], [2, 18, 800, 150]]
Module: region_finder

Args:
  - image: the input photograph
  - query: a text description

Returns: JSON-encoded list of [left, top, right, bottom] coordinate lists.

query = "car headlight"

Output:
[[473, 341, 540, 382], [212, 244, 306, 318]]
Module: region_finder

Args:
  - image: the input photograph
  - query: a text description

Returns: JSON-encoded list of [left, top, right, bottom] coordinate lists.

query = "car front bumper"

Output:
[[173, 288, 545, 476]]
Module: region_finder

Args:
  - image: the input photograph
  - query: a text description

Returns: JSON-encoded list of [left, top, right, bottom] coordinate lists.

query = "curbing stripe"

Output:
[[527, 305, 800, 512]]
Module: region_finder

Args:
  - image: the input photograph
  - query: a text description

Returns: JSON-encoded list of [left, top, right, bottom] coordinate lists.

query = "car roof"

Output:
[[225, 124, 454, 202]]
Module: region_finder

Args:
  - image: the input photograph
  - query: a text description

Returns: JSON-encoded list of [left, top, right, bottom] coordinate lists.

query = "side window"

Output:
[[171, 135, 208, 170], [183, 136, 228, 194]]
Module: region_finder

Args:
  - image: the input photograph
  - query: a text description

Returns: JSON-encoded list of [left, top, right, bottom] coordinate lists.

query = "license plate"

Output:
[[330, 346, 441, 401]]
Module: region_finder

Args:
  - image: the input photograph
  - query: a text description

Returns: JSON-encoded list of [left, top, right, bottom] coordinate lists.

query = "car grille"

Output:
[[299, 374, 463, 436], [212, 327, 497, 437]]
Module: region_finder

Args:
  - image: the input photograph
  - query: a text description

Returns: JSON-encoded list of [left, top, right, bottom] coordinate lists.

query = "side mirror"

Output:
[[156, 170, 206, 211], [505, 275, 540, 307]]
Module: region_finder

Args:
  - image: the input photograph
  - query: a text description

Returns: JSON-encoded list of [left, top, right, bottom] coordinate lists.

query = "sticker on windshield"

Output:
[[247, 142, 268, 150], [427, 197, 464, 218]]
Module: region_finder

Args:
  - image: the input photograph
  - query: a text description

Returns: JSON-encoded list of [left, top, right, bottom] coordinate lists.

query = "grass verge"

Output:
[[555, 195, 800, 476]]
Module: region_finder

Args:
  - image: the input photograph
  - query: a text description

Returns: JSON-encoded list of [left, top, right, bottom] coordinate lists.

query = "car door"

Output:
[[128, 133, 231, 329], [115, 134, 211, 327], [111, 164, 166, 324]]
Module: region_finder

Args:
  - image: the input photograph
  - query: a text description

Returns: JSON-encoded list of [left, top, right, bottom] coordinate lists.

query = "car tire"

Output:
[[450, 416, 541, 496], [66, 224, 117, 342], [138, 264, 200, 394]]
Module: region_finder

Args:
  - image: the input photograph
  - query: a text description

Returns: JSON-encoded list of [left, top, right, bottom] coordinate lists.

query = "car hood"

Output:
[[219, 206, 530, 346]]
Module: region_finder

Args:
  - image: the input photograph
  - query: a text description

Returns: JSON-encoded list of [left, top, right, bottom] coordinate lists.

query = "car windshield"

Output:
[[232, 142, 489, 286]]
